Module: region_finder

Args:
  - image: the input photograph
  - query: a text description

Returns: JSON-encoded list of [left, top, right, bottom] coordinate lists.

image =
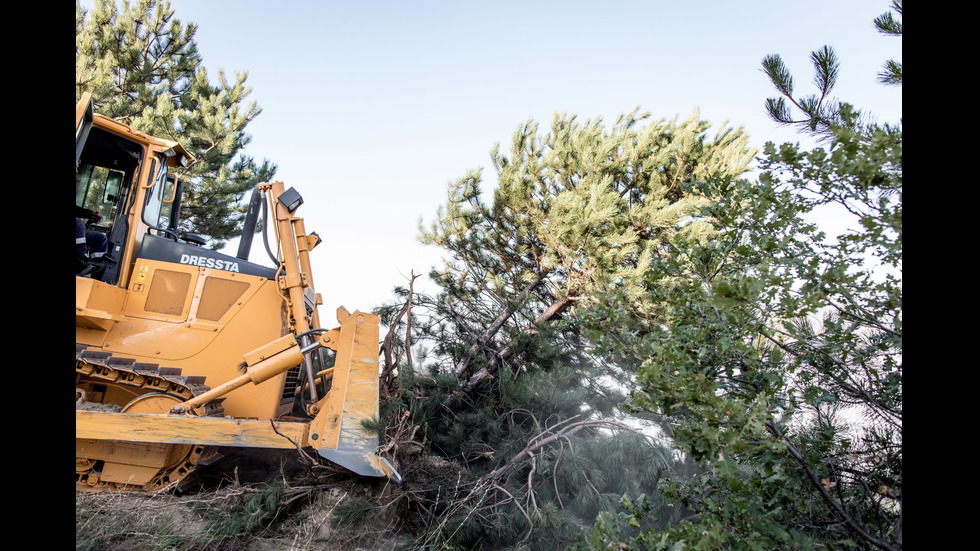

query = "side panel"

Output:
[[93, 256, 296, 420]]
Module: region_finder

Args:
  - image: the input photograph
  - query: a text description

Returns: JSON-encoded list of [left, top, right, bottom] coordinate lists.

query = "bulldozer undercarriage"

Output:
[[75, 345, 226, 493]]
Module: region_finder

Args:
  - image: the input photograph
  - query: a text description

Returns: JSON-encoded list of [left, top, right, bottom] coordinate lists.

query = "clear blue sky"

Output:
[[102, 0, 903, 314]]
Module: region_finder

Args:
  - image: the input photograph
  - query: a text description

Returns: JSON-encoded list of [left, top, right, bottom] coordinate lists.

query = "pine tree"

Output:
[[371, 109, 754, 549], [76, 0, 276, 249], [417, 109, 755, 401]]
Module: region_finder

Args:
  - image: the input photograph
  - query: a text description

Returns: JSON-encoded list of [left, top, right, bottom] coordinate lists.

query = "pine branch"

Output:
[[451, 270, 548, 381], [765, 420, 899, 551], [485, 418, 635, 481]]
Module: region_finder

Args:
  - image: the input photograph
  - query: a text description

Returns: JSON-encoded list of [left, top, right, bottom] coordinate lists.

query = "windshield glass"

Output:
[[76, 164, 132, 232], [142, 158, 171, 231]]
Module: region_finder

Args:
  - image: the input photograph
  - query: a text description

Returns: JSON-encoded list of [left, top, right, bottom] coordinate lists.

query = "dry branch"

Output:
[[486, 418, 634, 481], [381, 271, 419, 396]]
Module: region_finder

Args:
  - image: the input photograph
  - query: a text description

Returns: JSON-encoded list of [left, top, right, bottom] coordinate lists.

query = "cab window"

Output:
[[75, 126, 143, 233], [76, 165, 126, 229], [142, 159, 181, 240]]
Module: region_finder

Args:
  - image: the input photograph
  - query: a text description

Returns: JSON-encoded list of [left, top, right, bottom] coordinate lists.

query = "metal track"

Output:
[[75, 344, 225, 492]]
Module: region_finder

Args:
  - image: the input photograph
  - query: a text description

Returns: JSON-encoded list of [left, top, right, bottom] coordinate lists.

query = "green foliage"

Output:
[[331, 496, 375, 529], [385, 340, 685, 550], [76, 0, 276, 248], [576, 3, 902, 550], [874, 1, 903, 86], [762, 1, 901, 138], [203, 476, 289, 542]]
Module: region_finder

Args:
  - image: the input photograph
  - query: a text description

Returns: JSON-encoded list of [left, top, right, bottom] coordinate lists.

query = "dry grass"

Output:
[[75, 449, 409, 551]]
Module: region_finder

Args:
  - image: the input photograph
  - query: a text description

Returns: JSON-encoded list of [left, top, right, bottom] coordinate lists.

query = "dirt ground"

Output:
[[76, 448, 416, 551]]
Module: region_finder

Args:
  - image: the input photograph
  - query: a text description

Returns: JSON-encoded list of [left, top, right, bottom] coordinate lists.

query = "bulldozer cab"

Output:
[[75, 93, 191, 285]]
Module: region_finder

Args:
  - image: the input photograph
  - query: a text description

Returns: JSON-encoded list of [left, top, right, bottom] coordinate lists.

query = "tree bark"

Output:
[[452, 270, 547, 380]]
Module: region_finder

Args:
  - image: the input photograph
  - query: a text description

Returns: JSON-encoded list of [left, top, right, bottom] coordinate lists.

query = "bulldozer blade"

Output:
[[310, 309, 401, 484], [319, 449, 402, 484]]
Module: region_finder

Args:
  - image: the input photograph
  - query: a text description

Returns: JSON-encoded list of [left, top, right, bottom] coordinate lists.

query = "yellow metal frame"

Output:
[[74, 307, 399, 481]]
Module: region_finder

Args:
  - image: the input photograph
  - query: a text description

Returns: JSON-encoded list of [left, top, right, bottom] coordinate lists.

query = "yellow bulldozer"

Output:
[[75, 92, 400, 492]]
